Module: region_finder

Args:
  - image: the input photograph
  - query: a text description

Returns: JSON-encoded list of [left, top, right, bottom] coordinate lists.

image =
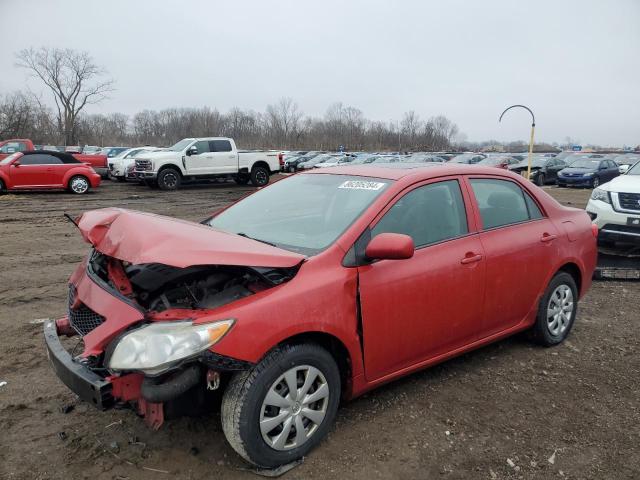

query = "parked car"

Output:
[[557, 158, 620, 188], [45, 163, 596, 468], [297, 153, 342, 170], [0, 150, 100, 194], [82, 145, 103, 155], [134, 137, 282, 189], [284, 151, 324, 172], [0, 138, 109, 177], [407, 153, 448, 163], [100, 147, 129, 158], [478, 155, 521, 170], [612, 154, 640, 174], [509, 157, 567, 185], [586, 161, 640, 246], [109, 147, 164, 182], [314, 154, 355, 168], [448, 153, 486, 164]]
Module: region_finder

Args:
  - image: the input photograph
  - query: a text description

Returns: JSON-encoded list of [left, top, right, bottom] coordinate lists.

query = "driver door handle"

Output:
[[460, 253, 483, 264], [540, 233, 557, 243]]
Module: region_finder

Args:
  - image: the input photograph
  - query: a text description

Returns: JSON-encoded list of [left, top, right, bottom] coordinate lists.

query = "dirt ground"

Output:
[[0, 179, 638, 480]]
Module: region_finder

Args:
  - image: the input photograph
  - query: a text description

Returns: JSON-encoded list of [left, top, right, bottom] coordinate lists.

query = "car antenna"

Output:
[[63, 213, 79, 229]]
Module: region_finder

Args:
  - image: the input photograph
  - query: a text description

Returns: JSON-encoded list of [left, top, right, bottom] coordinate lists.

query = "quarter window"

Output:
[[371, 180, 468, 248], [470, 179, 542, 229]]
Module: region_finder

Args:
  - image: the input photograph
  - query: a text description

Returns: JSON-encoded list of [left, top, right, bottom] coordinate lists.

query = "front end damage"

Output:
[[45, 208, 303, 428]]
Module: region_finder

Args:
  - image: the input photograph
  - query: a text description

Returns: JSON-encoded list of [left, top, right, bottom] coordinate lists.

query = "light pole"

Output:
[[499, 105, 536, 181]]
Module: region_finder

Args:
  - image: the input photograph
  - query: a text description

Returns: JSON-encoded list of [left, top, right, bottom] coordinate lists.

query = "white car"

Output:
[[586, 161, 640, 245], [108, 147, 164, 181]]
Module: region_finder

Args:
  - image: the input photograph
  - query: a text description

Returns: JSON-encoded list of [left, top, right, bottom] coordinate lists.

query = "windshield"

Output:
[[0, 153, 20, 165], [168, 139, 193, 152], [209, 174, 391, 255], [628, 162, 640, 175], [569, 159, 601, 169]]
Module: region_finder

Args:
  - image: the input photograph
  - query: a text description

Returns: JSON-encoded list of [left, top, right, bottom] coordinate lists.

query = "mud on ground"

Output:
[[0, 180, 638, 480]]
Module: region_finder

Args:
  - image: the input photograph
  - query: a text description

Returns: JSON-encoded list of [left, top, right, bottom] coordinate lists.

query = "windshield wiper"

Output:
[[236, 232, 277, 247]]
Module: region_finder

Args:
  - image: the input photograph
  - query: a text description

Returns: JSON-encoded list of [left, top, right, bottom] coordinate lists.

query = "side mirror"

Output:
[[365, 233, 414, 261], [186, 146, 198, 156]]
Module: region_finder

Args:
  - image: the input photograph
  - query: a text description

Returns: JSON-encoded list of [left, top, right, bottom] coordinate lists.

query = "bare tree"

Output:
[[16, 47, 114, 145], [265, 98, 303, 148]]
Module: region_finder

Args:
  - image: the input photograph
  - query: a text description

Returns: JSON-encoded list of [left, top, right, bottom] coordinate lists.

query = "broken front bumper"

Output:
[[44, 319, 113, 409]]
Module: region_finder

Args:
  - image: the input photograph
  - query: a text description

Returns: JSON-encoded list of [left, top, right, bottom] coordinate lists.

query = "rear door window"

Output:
[[470, 179, 540, 229], [371, 180, 468, 248], [209, 140, 232, 152]]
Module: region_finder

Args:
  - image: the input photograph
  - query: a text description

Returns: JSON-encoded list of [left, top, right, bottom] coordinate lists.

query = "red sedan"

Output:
[[44, 163, 596, 468], [0, 151, 101, 194]]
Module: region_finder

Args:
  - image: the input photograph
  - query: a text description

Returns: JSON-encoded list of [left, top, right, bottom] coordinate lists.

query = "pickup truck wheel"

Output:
[[529, 272, 578, 346], [68, 175, 90, 194], [221, 343, 341, 468], [250, 166, 270, 187], [116, 176, 126, 183], [235, 173, 250, 185], [157, 168, 181, 190]]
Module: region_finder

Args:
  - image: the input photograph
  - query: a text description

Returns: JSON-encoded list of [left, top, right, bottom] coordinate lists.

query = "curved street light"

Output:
[[499, 105, 536, 181]]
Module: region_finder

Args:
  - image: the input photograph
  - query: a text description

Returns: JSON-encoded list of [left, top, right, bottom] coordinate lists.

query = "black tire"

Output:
[[157, 168, 181, 191], [591, 176, 600, 188], [67, 175, 90, 194], [116, 176, 126, 183], [529, 272, 578, 346], [0, 178, 5, 194], [535, 173, 545, 186], [221, 343, 341, 468], [235, 173, 250, 185], [250, 166, 270, 187]]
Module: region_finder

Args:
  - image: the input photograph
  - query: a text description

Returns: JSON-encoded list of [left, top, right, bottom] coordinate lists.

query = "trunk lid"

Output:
[[77, 208, 305, 268]]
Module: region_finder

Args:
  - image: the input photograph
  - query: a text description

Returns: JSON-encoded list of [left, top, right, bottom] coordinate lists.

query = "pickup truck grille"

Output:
[[135, 159, 152, 171], [618, 192, 640, 211], [68, 285, 105, 336]]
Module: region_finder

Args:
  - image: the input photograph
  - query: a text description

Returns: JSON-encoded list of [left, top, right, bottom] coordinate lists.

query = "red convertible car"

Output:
[[0, 151, 101, 194], [44, 163, 596, 467]]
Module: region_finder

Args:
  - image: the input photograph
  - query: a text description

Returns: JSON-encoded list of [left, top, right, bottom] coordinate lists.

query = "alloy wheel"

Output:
[[71, 177, 89, 193], [546, 284, 574, 336], [259, 365, 329, 451]]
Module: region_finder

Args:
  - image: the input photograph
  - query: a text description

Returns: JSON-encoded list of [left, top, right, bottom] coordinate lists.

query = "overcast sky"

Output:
[[1, 0, 638, 146]]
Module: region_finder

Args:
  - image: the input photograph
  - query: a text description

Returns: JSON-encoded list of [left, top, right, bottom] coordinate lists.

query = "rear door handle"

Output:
[[461, 253, 483, 264], [540, 233, 557, 243]]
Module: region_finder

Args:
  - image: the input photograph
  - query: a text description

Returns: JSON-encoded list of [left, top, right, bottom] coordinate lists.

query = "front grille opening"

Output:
[[68, 285, 105, 336]]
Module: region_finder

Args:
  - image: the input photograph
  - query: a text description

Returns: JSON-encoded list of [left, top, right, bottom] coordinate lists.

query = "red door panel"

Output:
[[9, 164, 49, 187], [477, 219, 559, 335], [358, 234, 486, 382]]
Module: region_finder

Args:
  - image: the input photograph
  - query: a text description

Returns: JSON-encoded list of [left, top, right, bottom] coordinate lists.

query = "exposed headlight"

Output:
[[590, 188, 610, 204], [108, 319, 234, 374], [583, 172, 594, 177]]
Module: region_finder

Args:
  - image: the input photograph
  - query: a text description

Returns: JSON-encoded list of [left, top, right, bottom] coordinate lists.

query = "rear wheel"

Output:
[[157, 168, 181, 190], [530, 272, 578, 346], [250, 166, 270, 187], [68, 175, 90, 194], [222, 343, 341, 468]]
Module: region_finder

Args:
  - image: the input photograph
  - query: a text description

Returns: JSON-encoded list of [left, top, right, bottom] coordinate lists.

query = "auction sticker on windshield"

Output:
[[338, 180, 386, 190]]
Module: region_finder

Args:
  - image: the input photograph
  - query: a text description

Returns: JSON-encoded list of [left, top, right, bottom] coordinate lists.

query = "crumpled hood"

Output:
[[560, 167, 595, 175], [76, 208, 305, 268]]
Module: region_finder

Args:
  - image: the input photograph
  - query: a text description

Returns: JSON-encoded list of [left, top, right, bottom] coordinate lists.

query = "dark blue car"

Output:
[[557, 157, 619, 188]]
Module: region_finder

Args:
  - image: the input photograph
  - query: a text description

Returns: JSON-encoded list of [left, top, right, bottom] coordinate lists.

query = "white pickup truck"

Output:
[[134, 137, 282, 190]]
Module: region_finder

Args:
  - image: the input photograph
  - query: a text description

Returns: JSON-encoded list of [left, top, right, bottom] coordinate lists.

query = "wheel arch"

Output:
[[557, 262, 582, 295], [273, 331, 354, 398], [158, 163, 183, 176], [63, 169, 89, 187], [251, 160, 270, 173]]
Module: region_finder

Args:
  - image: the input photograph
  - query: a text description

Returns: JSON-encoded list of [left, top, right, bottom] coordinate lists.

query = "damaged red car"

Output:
[[45, 163, 597, 468]]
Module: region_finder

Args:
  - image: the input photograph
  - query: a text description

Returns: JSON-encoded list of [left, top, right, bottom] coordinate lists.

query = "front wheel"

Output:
[[68, 175, 90, 194], [221, 343, 341, 468], [157, 168, 181, 190], [591, 176, 600, 188], [529, 272, 578, 346], [535, 173, 545, 186], [250, 166, 270, 187]]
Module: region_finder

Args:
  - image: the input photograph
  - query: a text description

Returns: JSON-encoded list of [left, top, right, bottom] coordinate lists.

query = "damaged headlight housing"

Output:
[[590, 188, 611, 204], [107, 319, 234, 375]]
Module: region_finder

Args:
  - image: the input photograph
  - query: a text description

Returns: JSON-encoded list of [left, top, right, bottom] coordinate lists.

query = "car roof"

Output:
[[303, 162, 513, 181]]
